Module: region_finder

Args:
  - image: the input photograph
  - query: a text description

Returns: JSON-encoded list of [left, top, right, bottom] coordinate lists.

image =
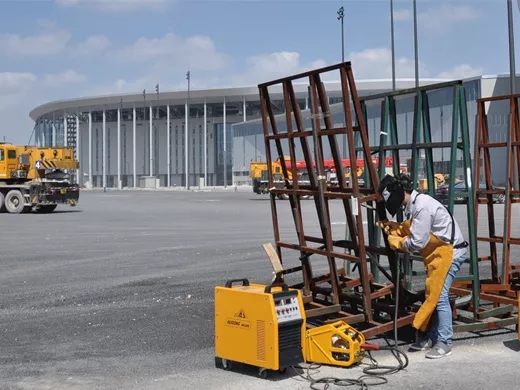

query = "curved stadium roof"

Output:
[[29, 78, 448, 121]]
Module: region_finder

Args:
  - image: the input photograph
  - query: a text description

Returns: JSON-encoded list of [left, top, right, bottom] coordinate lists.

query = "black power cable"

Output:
[[292, 256, 409, 389]]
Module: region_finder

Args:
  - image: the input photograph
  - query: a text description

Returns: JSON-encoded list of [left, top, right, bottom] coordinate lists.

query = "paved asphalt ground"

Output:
[[1, 187, 519, 390]]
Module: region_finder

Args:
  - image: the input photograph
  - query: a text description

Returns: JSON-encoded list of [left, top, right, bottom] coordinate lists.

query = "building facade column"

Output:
[[102, 107, 106, 188], [203, 99, 207, 186], [166, 102, 171, 187], [117, 107, 121, 189], [185, 100, 189, 189], [149, 105, 153, 176], [52, 113, 56, 146], [133, 104, 137, 187], [223, 97, 227, 188], [75, 111, 80, 185], [88, 110, 92, 186], [63, 111, 67, 147], [243, 96, 246, 122]]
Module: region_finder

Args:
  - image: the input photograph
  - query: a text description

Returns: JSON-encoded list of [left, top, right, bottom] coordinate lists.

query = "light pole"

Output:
[[337, 6, 346, 159], [508, 0, 518, 191], [337, 6, 345, 63], [155, 83, 159, 179], [390, 0, 396, 91], [508, 0, 516, 95], [413, 0, 419, 88], [186, 71, 190, 190], [143, 89, 147, 176]]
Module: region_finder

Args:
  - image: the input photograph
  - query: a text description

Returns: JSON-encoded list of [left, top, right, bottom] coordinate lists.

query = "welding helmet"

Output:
[[377, 173, 413, 217]]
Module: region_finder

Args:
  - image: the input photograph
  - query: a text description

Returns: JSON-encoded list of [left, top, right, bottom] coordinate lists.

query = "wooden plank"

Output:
[[263, 242, 284, 273]]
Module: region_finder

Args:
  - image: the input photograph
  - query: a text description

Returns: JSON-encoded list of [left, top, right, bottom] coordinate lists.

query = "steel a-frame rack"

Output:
[[258, 62, 417, 338], [449, 92, 520, 331], [347, 80, 481, 325]]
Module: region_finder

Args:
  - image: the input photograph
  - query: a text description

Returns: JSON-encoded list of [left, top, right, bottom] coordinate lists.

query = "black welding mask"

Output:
[[377, 174, 405, 217]]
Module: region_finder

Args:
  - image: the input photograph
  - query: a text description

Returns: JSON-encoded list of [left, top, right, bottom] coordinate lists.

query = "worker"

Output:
[[376, 172, 468, 359]]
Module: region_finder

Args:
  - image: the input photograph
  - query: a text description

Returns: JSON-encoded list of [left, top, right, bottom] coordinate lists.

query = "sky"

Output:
[[0, 0, 518, 144]]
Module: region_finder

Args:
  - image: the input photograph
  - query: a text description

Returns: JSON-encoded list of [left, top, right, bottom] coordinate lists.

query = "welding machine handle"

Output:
[[264, 283, 289, 294], [224, 279, 250, 288]]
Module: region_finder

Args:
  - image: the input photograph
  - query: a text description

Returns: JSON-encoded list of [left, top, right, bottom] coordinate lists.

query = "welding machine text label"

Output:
[[226, 318, 251, 330]]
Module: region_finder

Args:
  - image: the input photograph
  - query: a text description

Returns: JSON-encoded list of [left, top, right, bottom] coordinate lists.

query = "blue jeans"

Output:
[[422, 256, 466, 347]]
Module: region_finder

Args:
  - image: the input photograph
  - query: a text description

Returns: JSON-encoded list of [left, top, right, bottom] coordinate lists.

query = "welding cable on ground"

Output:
[[292, 256, 409, 389]]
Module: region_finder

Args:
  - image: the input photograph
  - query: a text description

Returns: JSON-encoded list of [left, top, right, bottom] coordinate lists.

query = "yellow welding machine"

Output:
[[214, 279, 306, 378]]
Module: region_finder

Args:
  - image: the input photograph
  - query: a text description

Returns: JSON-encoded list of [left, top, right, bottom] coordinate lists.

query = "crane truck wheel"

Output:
[[4, 190, 25, 214], [0, 192, 4, 212], [36, 204, 57, 213]]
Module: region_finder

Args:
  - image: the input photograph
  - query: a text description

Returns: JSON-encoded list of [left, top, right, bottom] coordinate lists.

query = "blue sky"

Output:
[[0, 0, 518, 143]]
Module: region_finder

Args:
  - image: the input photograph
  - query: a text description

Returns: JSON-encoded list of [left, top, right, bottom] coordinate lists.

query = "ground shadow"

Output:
[[366, 324, 519, 352], [503, 339, 520, 352], [214, 359, 300, 383], [24, 209, 83, 215], [49, 209, 83, 214]]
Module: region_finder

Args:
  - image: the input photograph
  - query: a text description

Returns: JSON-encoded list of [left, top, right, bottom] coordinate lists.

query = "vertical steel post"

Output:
[[390, 0, 396, 91], [338, 6, 346, 159], [413, 0, 419, 88]]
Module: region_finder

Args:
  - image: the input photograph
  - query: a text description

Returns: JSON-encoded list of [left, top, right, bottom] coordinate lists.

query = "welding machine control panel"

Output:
[[274, 294, 302, 324]]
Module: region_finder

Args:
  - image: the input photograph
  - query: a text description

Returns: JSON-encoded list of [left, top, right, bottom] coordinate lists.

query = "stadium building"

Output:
[[29, 74, 516, 188]]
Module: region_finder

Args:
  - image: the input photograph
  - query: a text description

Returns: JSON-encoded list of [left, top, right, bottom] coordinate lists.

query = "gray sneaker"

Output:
[[409, 337, 433, 351], [425, 341, 452, 359]]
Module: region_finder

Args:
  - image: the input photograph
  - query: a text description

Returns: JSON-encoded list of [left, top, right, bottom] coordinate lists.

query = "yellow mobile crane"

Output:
[[0, 143, 80, 214]]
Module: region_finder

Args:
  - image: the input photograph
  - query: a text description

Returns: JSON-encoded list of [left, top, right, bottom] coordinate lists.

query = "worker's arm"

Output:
[[402, 207, 432, 253]]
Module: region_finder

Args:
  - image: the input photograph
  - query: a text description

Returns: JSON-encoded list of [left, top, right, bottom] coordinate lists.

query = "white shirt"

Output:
[[402, 190, 468, 259]]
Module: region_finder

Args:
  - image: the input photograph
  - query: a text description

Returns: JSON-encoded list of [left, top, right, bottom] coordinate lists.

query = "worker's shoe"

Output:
[[425, 341, 452, 359], [409, 336, 433, 351]]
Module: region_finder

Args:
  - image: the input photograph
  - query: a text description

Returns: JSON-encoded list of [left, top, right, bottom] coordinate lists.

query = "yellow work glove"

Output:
[[376, 220, 411, 238], [376, 221, 400, 231], [387, 235, 408, 252]]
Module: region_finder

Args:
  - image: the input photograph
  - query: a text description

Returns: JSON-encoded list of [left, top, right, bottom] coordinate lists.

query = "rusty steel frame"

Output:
[[449, 92, 520, 332], [455, 93, 520, 320], [258, 62, 417, 338]]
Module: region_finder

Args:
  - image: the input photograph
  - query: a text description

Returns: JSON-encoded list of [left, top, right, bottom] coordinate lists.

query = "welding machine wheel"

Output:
[[259, 368, 268, 379], [214, 357, 233, 371]]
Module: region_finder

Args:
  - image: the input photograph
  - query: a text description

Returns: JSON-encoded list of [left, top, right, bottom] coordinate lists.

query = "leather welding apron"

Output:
[[387, 219, 454, 331], [380, 199, 461, 331], [413, 234, 454, 332]]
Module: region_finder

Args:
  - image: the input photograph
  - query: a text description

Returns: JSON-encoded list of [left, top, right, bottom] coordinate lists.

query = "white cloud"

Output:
[[43, 70, 87, 86], [229, 51, 327, 87], [418, 4, 480, 33], [55, 0, 172, 12], [0, 72, 38, 114], [88, 50, 327, 96], [437, 64, 484, 79], [112, 32, 233, 72], [72, 34, 112, 56], [0, 20, 71, 57], [89, 46, 484, 99], [0, 72, 37, 94], [348, 48, 426, 80], [393, 3, 480, 34]]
